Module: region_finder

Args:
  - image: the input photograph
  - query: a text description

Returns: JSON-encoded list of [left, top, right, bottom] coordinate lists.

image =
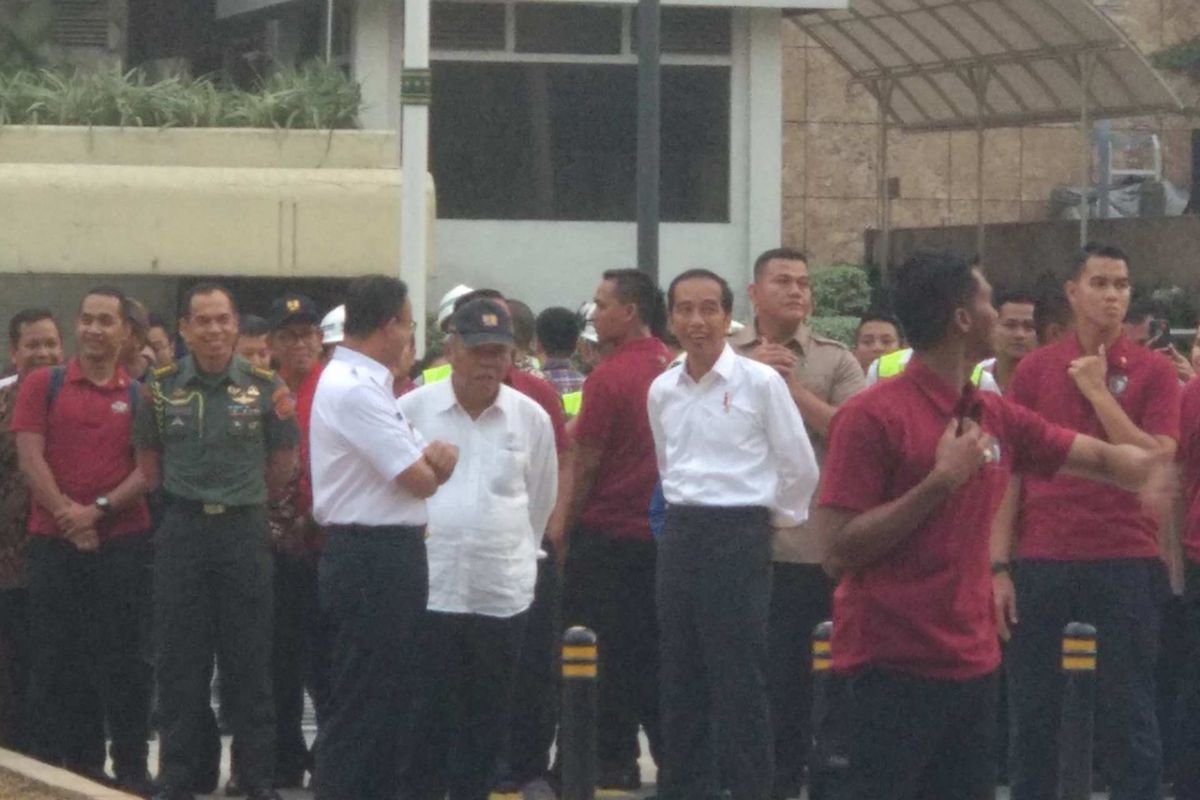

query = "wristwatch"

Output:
[[94, 496, 113, 516], [990, 561, 1011, 576]]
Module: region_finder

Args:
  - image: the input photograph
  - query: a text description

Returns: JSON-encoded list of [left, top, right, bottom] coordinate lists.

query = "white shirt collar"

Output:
[[430, 376, 512, 421], [677, 343, 737, 386], [334, 345, 393, 391]]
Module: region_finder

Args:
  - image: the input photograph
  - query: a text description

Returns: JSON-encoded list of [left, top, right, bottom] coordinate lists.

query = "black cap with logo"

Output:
[[268, 293, 321, 330], [451, 298, 515, 347]]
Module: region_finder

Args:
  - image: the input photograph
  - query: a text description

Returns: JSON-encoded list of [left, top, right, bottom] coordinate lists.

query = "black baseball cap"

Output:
[[451, 298, 514, 347], [268, 293, 321, 330]]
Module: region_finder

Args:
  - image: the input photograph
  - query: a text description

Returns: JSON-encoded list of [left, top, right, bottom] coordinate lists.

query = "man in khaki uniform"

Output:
[[730, 247, 865, 800]]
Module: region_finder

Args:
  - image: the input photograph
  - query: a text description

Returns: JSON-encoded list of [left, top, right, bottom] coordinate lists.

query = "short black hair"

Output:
[[180, 282, 238, 319], [752, 247, 808, 281], [855, 312, 904, 342], [1067, 242, 1130, 281], [536, 307, 582, 358], [8, 308, 59, 349], [147, 312, 170, 333], [344, 275, 409, 339], [668, 269, 734, 314], [239, 314, 270, 338], [80, 285, 131, 323], [506, 299, 537, 351], [890, 251, 977, 351], [602, 269, 666, 336], [1034, 288, 1072, 343], [995, 290, 1039, 310]]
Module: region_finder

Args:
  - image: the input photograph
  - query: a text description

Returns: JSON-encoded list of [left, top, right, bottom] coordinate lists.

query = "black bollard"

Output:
[[809, 621, 838, 800], [1058, 622, 1097, 800], [561, 626, 598, 800]]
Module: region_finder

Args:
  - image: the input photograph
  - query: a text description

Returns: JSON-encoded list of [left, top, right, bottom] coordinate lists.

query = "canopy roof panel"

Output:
[[789, 0, 1183, 131]]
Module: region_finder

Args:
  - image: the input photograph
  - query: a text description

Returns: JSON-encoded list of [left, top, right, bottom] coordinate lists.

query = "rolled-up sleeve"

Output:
[[763, 371, 819, 525]]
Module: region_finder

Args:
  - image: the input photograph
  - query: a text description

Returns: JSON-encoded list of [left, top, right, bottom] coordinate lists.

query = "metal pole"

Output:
[[970, 68, 990, 261], [324, 0, 334, 63], [1096, 120, 1112, 219], [808, 621, 837, 800], [1077, 54, 1095, 246], [561, 626, 598, 800], [636, 0, 661, 283], [875, 80, 893, 275], [1059, 622, 1097, 800], [401, 0, 431, 356]]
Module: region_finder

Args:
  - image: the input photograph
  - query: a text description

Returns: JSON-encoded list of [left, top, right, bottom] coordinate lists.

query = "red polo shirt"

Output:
[[507, 369, 568, 455], [574, 337, 672, 540], [1008, 335, 1179, 560], [1178, 378, 1200, 564], [10, 360, 151, 541], [294, 361, 326, 517], [820, 357, 1074, 680]]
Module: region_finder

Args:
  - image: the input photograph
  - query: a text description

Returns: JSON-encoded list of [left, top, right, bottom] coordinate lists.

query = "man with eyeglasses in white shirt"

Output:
[[648, 268, 819, 800], [309, 275, 459, 800], [397, 298, 557, 800]]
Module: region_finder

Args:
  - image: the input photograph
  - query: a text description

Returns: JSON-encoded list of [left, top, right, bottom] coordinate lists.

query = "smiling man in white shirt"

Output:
[[309, 275, 458, 800], [397, 298, 557, 800], [648, 268, 820, 800]]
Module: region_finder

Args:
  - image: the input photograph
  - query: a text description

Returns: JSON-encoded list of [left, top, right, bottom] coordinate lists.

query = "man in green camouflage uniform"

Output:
[[135, 284, 298, 800]]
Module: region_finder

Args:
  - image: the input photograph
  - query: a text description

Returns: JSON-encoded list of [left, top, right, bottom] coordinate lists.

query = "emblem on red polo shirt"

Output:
[[1108, 374, 1129, 396], [111, 400, 129, 415]]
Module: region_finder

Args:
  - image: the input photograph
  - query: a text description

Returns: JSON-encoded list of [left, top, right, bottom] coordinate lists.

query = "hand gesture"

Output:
[[55, 501, 100, 540], [748, 343, 797, 377], [993, 571, 1018, 641], [931, 419, 993, 491], [1068, 343, 1108, 400], [69, 528, 100, 552], [423, 441, 459, 484], [1163, 345, 1195, 384]]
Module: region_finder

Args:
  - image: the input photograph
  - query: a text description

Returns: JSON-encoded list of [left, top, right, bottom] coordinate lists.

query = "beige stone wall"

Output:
[[781, 0, 1200, 266]]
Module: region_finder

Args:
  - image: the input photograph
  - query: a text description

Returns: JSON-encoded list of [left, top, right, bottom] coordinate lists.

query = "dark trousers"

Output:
[[154, 506, 276, 792], [404, 610, 526, 800], [0, 588, 30, 753], [656, 505, 773, 800], [846, 668, 997, 800], [1008, 559, 1167, 800], [499, 548, 560, 784], [272, 549, 330, 781], [767, 562, 833, 798], [563, 527, 661, 769], [26, 533, 153, 780], [313, 525, 427, 800], [1176, 560, 1200, 800]]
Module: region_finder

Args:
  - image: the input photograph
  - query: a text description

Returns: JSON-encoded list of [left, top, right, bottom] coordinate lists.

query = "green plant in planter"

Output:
[[810, 263, 872, 318], [0, 61, 362, 128], [0, 0, 53, 70], [1151, 38, 1200, 81]]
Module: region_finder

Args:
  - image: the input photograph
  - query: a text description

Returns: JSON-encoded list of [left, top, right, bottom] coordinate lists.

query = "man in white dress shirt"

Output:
[[397, 298, 557, 800], [309, 275, 458, 800], [648, 268, 820, 800]]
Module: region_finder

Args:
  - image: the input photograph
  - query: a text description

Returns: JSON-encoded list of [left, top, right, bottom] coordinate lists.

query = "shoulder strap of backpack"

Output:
[[44, 365, 67, 412]]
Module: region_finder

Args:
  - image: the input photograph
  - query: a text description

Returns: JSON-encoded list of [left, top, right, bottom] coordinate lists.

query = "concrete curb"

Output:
[[0, 748, 140, 799]]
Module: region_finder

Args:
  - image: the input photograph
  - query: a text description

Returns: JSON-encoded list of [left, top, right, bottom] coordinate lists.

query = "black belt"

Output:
[[162, 492, 258, 516], [326, 523, 425, 537], [666, 503, 770, 522]]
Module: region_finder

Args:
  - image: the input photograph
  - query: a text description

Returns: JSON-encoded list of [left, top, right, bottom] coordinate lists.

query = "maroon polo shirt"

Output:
[[574, 336, 672, 540], [1178, 378, 1200, 564], [820, 356, 1074, 680], [1008, 335, 1179, 561], [507, 369, 568, 455], [10, 360, 151, 541]]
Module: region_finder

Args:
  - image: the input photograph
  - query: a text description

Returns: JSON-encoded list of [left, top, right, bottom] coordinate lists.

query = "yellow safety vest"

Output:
[[877, 349, 986, 387], [422, 363, 453, 385], [562, 390, 583, 417]]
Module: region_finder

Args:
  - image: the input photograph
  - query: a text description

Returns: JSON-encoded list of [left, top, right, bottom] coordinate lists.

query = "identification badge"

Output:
[[1108, 374, 1129, 396]]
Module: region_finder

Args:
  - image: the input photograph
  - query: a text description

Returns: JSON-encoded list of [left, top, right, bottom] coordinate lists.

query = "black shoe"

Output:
[[244, 788, 285, 800], [224, 774, 245, 796], [189, 772, 219, 795], [151, 789, 195, 800], [272, 767, 306, 789], [114, 771, 156, 798], [597, 761, 641, 790]]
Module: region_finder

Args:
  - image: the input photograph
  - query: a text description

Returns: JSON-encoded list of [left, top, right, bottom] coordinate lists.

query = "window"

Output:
[[430, 0, 732, 223]]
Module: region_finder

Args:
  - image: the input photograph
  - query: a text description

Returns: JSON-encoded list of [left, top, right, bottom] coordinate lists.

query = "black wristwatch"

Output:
[[990, 561, 1011, 576], [94, 496, 113, 516]]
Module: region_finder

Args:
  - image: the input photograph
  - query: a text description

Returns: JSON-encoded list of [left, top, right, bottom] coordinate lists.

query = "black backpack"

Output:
[[44, 365, 141, 416]]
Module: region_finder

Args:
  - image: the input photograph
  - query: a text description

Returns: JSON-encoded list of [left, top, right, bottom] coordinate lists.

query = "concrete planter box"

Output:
[[0, 125, 433, 279]]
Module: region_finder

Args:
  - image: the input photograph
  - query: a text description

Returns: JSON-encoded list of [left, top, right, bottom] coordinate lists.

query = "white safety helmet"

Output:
[[320, 304, 345, 345], [437, 284, 476, 331], [577, 301, 599, 344], [728, 320, 746, 336]]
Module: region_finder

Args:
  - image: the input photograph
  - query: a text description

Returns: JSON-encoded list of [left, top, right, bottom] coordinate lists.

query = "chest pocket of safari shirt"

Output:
[[162, 395, 201, 439], [227, 401, 263, 438]]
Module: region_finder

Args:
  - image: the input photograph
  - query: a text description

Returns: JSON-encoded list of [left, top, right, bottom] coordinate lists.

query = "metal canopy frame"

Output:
[[786, 0, 1184, 269]]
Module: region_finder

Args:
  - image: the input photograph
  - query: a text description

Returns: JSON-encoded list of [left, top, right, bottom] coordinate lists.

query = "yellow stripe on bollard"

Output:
[[1062, 638, 1096, 654], [1062, 655, 1097, 671], [562, 645, 598, 661], [562, 663, 598, 678]]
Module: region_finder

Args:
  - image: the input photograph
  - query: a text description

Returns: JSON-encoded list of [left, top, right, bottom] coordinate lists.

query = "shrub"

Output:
[[0, 61, 362, 129], [809, 315, 860, 347], [811, 264, 871, 318]]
